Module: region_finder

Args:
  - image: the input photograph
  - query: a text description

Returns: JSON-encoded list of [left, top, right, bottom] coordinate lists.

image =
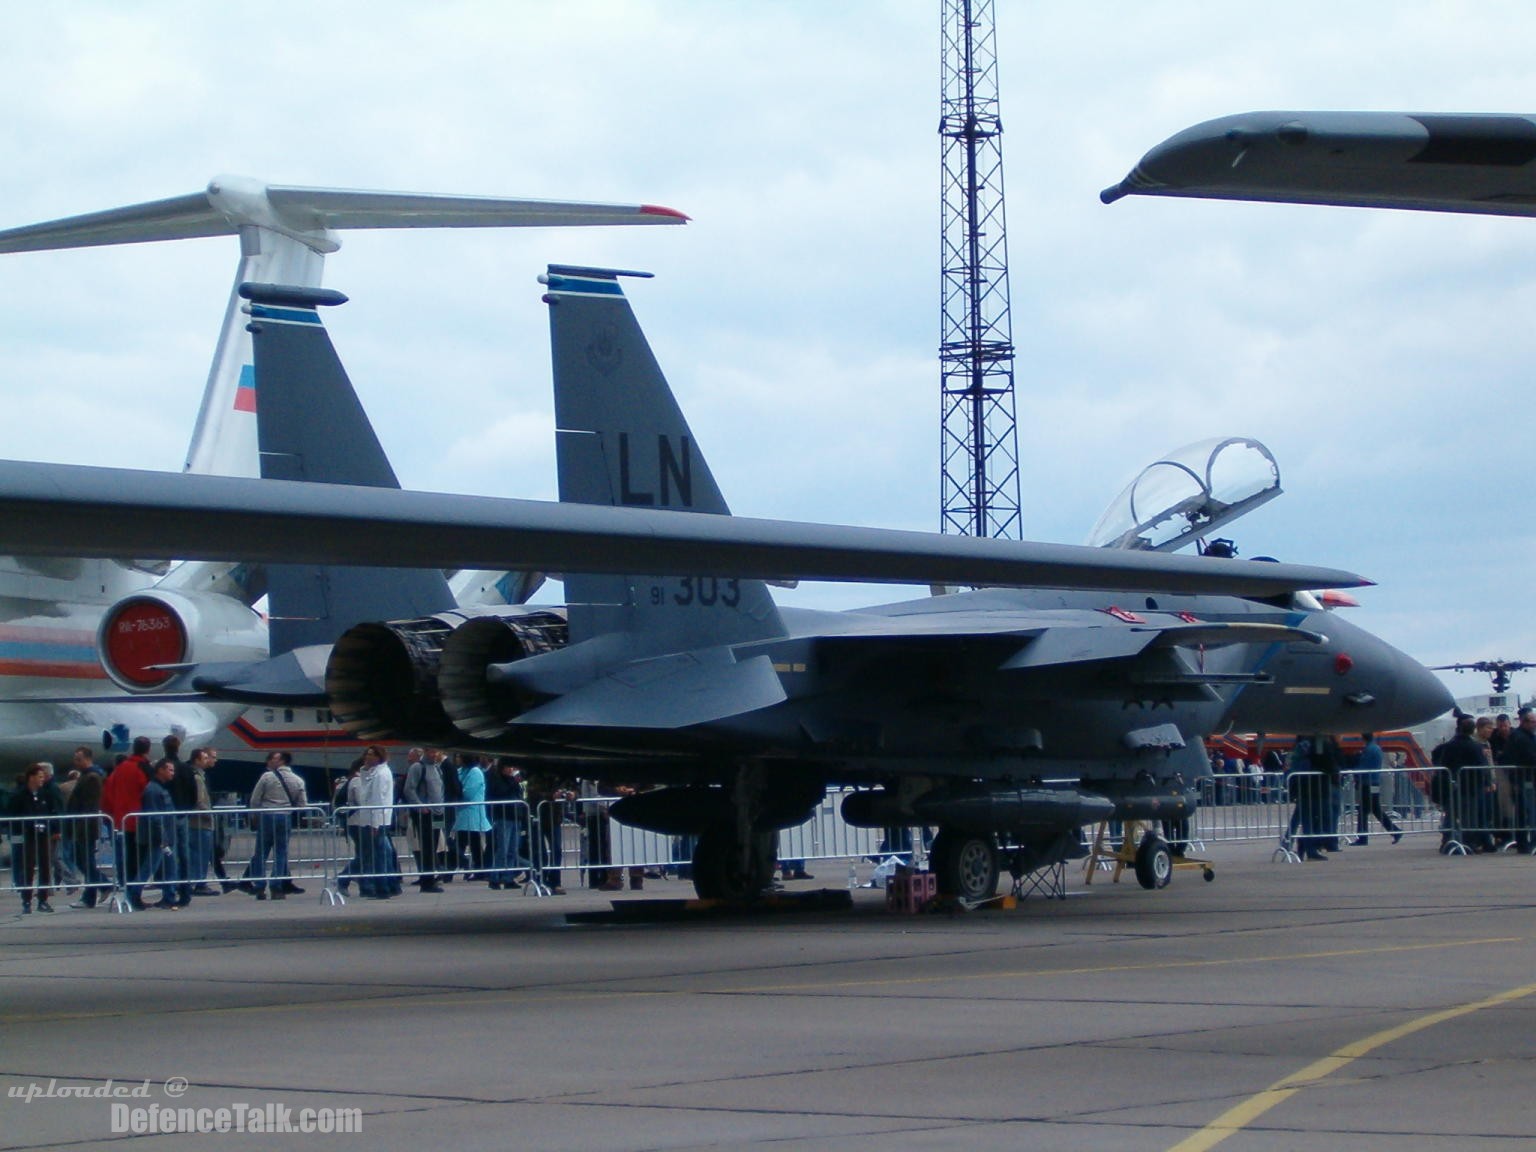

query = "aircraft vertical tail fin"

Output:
[[242, 282, 456, 653], [542, 266, 786, 650], [185, 230, 326, 477]]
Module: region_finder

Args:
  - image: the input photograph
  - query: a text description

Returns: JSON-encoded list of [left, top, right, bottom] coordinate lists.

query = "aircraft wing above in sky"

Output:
[[1101, 111, 1536, 216], [0, 175, 687, 254], [0, 458, 1367, 596]]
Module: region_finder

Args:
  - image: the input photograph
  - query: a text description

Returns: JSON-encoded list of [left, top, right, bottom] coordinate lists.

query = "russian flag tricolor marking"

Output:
[[233, 363, 257, 413]]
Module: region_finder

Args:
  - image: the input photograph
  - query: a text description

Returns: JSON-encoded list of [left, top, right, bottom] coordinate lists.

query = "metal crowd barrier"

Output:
[[2, 812, 116, 911], [14, 766, 1533, 917], [1191, 765, 1536, 862], [329, 798, 543, 901], [2, 804, 337, 913], [1423, 764, 1536, 856], [3, 792, 927, 912]]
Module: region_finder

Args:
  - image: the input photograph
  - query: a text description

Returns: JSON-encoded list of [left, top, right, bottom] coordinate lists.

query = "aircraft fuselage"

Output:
[[455, 585, 1448, 789]]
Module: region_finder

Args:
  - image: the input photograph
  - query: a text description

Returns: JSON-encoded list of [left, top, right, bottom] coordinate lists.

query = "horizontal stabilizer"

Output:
[[0, 460, 1372, 597], [512, 653, 785, 729], [0, 175, 686, 255], [0, 191, 223, 251], [189, 646, 331, 704]]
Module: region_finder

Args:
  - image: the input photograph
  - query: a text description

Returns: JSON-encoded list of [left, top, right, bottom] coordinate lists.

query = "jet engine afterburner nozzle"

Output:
[[438, 611, 568, 740], [325, 617, 457, 742]]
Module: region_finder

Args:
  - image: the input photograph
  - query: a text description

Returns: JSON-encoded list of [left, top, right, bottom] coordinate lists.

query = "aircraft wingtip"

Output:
[[641, 204, 691, 222]]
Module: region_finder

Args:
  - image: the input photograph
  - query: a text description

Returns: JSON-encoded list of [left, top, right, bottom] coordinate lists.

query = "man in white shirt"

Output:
[[245, 751, 308, 900]]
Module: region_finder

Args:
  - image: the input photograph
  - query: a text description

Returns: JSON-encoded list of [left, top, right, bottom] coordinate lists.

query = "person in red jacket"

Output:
[[101, 736, 154, 906]]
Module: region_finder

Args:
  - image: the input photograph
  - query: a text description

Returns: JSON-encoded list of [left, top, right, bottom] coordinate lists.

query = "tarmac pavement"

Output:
[[2, 837, 1534, 1150]]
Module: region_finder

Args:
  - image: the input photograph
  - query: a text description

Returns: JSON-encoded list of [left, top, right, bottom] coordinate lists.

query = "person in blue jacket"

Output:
[[451, 754, 491, 881]]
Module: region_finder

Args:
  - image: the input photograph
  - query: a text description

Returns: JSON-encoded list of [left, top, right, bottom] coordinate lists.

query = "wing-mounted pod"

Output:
[[325, 606, 568, 742], [97, 590, 266, 693], [1086, 437, 1280, 552], [437, 610, 568, 740]]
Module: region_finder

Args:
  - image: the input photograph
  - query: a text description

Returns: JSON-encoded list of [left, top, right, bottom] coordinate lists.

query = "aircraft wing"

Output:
[[0, 459, 1367, 596], [1101, 111, 1536, 216], [0, 175, 686, 254], [261, 186, 688, 230], [514, 653, 787, 729]]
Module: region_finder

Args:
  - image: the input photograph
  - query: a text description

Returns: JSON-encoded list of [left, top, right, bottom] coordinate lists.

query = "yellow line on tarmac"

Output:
[[1165, 980, 1536, 1152]]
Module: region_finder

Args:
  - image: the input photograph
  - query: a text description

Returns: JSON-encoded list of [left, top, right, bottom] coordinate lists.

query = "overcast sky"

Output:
[[1, 2, 1531, 704]]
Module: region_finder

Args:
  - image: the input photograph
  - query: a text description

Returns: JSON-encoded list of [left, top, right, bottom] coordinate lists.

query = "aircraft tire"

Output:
[[691, 828, 775, 902], [1134, 835, 1173, 890], [931, 830, 1000, 902]]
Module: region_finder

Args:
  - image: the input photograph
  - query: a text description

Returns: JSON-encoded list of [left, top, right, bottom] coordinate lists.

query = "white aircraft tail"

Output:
[[0, 174, 686, 480], [0, 176, 687, 600]]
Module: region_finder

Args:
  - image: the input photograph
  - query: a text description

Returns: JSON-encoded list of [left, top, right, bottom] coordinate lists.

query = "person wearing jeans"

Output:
[[245, 751, 308, 899]]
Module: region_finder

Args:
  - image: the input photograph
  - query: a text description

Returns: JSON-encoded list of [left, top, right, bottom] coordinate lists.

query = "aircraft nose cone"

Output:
[[1340, 626, 1454, 729], [1390, 657, 1455, 728], [1317, 612, 1454, 731]]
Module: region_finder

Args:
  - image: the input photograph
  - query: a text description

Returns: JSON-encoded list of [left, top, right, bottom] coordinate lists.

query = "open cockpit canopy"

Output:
[[1087, 437, 1281, 553]]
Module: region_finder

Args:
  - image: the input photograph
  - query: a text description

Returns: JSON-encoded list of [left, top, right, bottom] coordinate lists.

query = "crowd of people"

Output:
[[1224, 713, 1536, 861], [3, 739, 675, 912], [1421, 708, 1536, 854], [329, 748, 667, 898], [3, 735, 243, 913], [1275, 732, 1405, 861], [13, 712, 1534, 912]]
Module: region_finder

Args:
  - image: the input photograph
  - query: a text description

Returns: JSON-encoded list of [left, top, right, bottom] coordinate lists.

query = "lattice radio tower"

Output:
[[939, 0, 1021, 539]]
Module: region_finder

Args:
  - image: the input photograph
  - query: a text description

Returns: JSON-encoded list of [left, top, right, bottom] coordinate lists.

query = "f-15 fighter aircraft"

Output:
[[0, 271, 1451, 900]]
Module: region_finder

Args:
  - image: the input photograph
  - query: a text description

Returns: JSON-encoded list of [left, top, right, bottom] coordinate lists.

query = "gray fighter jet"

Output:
[[0, 271, 1451, 901]]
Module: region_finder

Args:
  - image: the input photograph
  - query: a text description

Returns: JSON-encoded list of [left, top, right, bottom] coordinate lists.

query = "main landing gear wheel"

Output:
[[1134, 834, 1173, 890], [691, 829, 775, 902], [931, 830, 1000, 902]]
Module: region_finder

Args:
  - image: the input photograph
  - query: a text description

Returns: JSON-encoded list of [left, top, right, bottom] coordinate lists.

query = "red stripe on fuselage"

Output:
[[228, 717, 365, 749], [0, 624, 97, 644], [0, 660, 109, 679]]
